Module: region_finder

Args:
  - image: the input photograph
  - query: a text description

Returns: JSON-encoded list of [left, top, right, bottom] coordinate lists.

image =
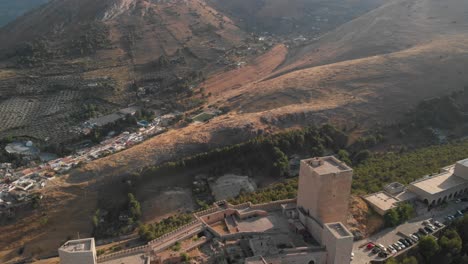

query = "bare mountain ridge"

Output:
[[276, 0, 468, 75], [207, 0, 385, 35]]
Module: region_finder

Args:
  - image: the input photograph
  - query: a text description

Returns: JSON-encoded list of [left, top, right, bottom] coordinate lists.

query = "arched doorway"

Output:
[[437, 198, 442, 204], [308, 261, 316, 264], [423, 199, 429, 205]]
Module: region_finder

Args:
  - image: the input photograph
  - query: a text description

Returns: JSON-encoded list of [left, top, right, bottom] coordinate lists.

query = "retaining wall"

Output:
[[97, 245, 148, 263]]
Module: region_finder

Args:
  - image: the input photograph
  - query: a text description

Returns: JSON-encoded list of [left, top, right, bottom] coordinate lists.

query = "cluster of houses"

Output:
[[0, 114, 170, 211], [0, 105, 223, 212]]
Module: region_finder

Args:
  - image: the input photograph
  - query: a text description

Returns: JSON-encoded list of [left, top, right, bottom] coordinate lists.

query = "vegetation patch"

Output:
[[138, 214, 193, 242]]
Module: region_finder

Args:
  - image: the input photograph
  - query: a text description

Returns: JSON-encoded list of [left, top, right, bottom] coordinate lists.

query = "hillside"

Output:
[[208, 0, 384, 36], [203, 0, 468, 118], [0, 0, 247, 143], [277, 0, 468, 73]]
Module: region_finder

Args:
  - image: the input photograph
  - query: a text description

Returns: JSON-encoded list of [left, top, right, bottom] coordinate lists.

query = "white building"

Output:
[[58, 238, 97, 264], [365, 158, 468, 215]]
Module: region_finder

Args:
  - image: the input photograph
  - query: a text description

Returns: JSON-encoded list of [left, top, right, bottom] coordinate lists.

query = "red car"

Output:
[[367, 243, 375, 250]]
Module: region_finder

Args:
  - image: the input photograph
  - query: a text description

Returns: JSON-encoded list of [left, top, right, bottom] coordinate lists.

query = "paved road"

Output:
[[352, 200, 468, 264]]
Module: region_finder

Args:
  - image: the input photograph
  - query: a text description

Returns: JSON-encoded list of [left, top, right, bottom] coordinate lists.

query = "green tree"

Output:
[[419, 236, 440, 261], [402, 256, 418, 264], [384, 208, 400, 227], [398, 203, 414, 222], [439, 229, 462, 256], [337, 149, 352, 165], [386, 257, 399, 264], [272, 147, 289, 177], [181, 252, 190, 262], [128, 193, 141, 220], [353, 149, 371, 165]]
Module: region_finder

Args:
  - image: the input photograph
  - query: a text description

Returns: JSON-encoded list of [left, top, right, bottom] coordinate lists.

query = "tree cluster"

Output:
[[384, 203, 414, 227], [92, 193, 142, 239], [138, 214, 193, 242]]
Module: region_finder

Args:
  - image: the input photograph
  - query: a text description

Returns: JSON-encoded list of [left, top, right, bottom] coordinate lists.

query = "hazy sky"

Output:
[[0, 0, 49, 27]]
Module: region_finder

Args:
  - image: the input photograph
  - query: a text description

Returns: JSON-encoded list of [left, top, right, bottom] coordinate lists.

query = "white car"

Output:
[[397, 241, 406, 249], [410, 234, 419, 241]]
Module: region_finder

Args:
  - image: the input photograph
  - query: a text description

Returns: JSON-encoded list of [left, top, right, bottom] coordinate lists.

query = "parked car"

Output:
[[410, 234, 419, 241], [404, 238, 413, 246], [387, 245, 397, 254], [367, 243, 375, 250], [379, 251, 389, 258], [424, 226, 434, 233], [413, 232, 421, 239], [434, 221, 443, 228], [399, 239, 410, 247], [393, 243, 402, 251], [422, 220, 430, 226], [419, 228, 429, 235], [397, 241, 406, 249], [428, 224, 437, 230], [372, 247, 381, 254]]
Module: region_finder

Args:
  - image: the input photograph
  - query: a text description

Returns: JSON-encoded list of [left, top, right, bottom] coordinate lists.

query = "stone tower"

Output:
[[297, 156, 353, 224]]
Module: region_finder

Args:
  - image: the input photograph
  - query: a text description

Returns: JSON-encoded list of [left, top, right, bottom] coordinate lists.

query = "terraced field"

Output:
[[0, 90, 93, 142]]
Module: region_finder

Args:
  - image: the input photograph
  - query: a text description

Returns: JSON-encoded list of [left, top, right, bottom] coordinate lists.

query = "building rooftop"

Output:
[[303, 156, 352, 175], [60, 238, 94, 253], [119, 106, 140, 116], [394, 189, 417, 202], [457, 158, 468, 168], [364, 191, 399, 212], [325, 222, 353, 238], [410, 166, 467, 195], [87, 113, 122, 127]]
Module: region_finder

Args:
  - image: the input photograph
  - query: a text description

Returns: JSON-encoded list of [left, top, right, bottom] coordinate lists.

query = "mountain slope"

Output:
[[207, 0, 384, 35], [0, 0, 247, 143], [277, 0, 468, 74]]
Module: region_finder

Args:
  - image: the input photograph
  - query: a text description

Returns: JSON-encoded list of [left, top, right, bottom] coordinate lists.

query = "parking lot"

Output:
[[352, 200, 468, 264]]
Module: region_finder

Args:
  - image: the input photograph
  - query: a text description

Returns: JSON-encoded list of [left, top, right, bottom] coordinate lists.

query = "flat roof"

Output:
[[87, 113, 122, 126], [410, 166, 467, 195], [325, 222, 353, 238], [457, 159, 468, 168], [364, 191, 399, 212], [60, 238, 94, 253], [394, 189, 417, 202], [303, 156, 352, 175]]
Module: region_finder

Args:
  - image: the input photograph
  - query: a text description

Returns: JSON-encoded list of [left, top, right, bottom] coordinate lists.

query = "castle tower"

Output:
[[58, 238, 97, 264], [297, 156, 353, 224]]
